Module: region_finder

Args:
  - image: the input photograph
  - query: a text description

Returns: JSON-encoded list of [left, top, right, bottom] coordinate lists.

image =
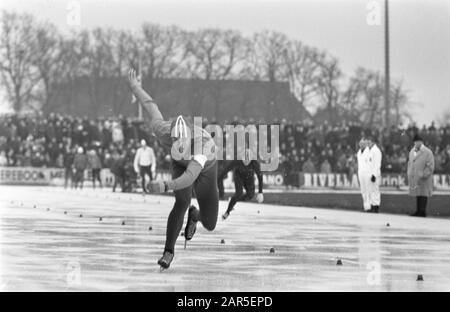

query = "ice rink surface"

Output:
[[1, 185, 450, 292]]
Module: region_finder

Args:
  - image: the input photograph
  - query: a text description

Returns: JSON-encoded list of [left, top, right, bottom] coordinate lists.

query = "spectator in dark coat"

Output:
[[63, 147, 75, 188], [408, 135, 435, 217], [302, 157, 316, 174], [73, 147, 88, 189], [88, 149, 103, 189], [110, 150, 126, 192]]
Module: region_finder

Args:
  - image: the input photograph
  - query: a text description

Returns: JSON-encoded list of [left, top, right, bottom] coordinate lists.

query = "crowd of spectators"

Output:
[[0, 112, 170, 171], [277, 119, 450, 185], [1, 113, 449, 186]]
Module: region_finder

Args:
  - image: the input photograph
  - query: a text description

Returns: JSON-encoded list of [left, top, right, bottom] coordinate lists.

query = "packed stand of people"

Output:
[[0, 113, 170, 191], [1, 113, 449, 190]]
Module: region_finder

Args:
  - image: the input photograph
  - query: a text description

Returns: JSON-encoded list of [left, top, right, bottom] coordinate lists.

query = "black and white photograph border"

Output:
[[0, 0, 450, 293]]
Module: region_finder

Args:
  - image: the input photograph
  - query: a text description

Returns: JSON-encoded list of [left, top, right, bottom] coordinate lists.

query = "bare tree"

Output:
[[50, 31, 91, 114], [390, 80, 412, 125], [180, 28, 248, 118], [282, 41, 321, 115], [81, 28, 118, 115], [122, 24, 189, 116], [138, 23, 186, 79], [0, 9, 416, 125], [344, 68, 385, 127], [339, 79, 361, 122], [33, 21, 71, 111], [182, 28, 247, 80], [315, 53, 342, 125], [342, 68, 413, 128], [239, 30, 289, 120], [106, 29, 136, 114], [0, 11, 41, 112], [244, 30, 289, 82]]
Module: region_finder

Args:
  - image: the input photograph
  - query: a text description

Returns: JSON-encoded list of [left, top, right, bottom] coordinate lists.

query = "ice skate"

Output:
[[222, 211, 230, 220], [158, 250, 174, 271], [222, 208, 233, 220]]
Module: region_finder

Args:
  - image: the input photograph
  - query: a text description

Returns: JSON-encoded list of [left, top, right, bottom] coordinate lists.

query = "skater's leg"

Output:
[[224, 176, 254, 220], [227, 174, 244, 213], [241, 177, 256, 201], [217, 175, 225, 200], [164, 163, 193, 253], [164, 187, 192, 252], [193, 162, 219, 231]]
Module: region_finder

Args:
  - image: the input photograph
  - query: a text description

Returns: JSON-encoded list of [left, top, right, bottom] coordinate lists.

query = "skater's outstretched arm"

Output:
[[127, 68, 163, 124], [147, 156, 207, 192], [167, 157, 205, 190]]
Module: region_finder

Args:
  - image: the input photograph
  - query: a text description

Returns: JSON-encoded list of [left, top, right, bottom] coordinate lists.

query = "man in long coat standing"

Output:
[[407, 134, 435, 217]]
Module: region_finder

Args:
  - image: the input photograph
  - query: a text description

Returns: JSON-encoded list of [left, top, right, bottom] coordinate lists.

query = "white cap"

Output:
[[173, 115, 188, 139]]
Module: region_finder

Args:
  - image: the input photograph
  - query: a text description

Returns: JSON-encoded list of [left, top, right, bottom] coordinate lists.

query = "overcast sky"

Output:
[[1, 0, 449, 125]]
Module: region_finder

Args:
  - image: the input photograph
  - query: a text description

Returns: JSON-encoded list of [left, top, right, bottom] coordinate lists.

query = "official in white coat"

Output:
[[357, 138, 371, 211], [134, 139, 156, 193], [366, 136, 382, 213]]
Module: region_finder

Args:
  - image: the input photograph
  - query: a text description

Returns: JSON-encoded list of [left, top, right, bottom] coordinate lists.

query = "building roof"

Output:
[[47, 77, 311, 123]]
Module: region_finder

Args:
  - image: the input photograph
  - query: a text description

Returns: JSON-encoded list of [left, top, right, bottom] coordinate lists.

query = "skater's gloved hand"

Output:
[[256, 193, 264, 203], [127, 68, 141, 88], [148, 180, 168, 193], [371, 175, 376, 183]]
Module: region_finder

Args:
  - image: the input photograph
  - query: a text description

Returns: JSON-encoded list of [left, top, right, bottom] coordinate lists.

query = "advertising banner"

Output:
[[299, 172, 450, 191], [2, 167, 449, 192]]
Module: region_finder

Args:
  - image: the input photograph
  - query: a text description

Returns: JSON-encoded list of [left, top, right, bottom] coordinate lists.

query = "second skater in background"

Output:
[[218, 150, 264, 220]]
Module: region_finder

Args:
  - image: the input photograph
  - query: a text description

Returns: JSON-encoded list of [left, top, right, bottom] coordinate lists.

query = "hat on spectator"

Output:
[[413, 134, 423, 142]]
